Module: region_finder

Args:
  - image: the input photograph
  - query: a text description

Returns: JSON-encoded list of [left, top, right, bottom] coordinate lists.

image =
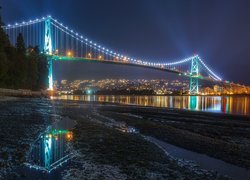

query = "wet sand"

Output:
[[1, 98, 249, 179], [95, 103, 250, 169]]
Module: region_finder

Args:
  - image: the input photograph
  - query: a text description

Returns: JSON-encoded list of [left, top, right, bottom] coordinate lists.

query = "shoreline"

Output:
[[1, 98, 249, 178], [59, 93, 250, 97], [95, 104, 250, 170], [1, 87, 249, 98], [52, 96, 250, 118], [0, 92, 250, 118], [0, 96, 18, 101], [58, 100, 250, 178], [0, 88, 48, 98]]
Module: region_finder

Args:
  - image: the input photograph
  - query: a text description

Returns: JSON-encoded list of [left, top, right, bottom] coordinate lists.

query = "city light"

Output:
[[123, 57, 128, 62], [67, 51, 72, 57], [66, 131, 73, 141], [86, 89, 92, 94]]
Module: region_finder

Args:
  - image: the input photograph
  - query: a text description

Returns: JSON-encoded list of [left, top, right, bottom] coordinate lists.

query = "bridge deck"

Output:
[[49, 55, 214, 82]]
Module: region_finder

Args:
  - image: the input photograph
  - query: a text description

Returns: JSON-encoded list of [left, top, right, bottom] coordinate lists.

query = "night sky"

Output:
[[2, 0, 250, 84]]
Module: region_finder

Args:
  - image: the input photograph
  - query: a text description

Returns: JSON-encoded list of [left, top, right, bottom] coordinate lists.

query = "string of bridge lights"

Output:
[[50, 21, 120, 59], [197, 56, 222, 81], [25, 152, 75, 173], [50, 16, 197, 67], [3, 17, 45, 30], [2, 15, 198, 67], [162, 56, 194, 66], [2, 15, 222, 81], [198, 62, 219, 81], [50, 17, 159, 66]]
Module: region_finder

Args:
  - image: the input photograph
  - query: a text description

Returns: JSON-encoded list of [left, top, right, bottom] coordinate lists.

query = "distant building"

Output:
[[61, 80, 68, 85], [214, 85, 223, 94]]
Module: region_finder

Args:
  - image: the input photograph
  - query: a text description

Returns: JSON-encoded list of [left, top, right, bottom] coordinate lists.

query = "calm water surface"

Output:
[[147, 136, 250, 180], [26, 117, 75, 172], [53, 95, 250, 116]]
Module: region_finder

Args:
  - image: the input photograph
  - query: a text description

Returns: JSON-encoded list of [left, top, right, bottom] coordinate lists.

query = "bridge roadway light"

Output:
[[67, 51, 72, 57], [66, 131, 73, 141], [54, 49, 59, 55], [123, 57, 127, 62]]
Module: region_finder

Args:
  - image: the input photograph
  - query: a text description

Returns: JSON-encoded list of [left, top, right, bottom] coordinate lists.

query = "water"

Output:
[[146, 136, 250, 180], [3, 98, 248, 179], [25, 117, 76, 173], [53, 95, 250, 116]]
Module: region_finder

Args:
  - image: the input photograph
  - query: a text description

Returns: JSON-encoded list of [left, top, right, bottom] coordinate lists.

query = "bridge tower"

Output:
[[189, 56, 199, 95], [44, 16, 53, 90]]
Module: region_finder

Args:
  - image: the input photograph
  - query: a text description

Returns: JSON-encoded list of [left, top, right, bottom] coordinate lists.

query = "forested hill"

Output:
[[0, 15, 48, 90]]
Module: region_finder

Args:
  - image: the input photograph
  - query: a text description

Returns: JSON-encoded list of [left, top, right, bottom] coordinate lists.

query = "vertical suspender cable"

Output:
[[76, 37, 79, 57], [85, 41, 87, 58], [66, 31, 68, 54], [81, 41, 83, 57], [60, 28, 63, 55]]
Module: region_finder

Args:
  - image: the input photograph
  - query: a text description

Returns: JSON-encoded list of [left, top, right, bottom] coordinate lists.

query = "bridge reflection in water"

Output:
[[54, 95, 250, 116], [25, 130, 74, 173]]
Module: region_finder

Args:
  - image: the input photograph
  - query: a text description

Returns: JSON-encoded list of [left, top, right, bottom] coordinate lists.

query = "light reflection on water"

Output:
[[25, 114, 76, 173], [26, 130, 73, 172], [53, 95, 250, 116]]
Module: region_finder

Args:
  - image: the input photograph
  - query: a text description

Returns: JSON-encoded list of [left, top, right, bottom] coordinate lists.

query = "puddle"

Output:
[[25, 117, 76, 173], [146, 136, 250, 180]]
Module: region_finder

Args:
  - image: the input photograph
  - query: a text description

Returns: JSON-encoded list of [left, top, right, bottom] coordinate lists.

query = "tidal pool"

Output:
[[25, 117, 76, 173]]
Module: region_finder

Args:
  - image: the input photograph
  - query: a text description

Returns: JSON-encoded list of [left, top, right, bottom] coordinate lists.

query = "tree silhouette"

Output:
[[0, 6, 48, 90]]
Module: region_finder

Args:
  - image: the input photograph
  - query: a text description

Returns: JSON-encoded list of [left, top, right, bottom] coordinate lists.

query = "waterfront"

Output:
[[2, 0, 250, 179], [1, 97, 250, 179], [54, 95, 250, 116]]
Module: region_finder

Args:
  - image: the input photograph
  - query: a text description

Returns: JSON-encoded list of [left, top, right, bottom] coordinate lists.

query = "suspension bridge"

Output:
[[2, 15, 222, 94]]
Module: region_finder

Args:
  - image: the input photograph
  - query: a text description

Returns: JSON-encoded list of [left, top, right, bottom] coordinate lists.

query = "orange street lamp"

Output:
[[67, 51, 72, 57]]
